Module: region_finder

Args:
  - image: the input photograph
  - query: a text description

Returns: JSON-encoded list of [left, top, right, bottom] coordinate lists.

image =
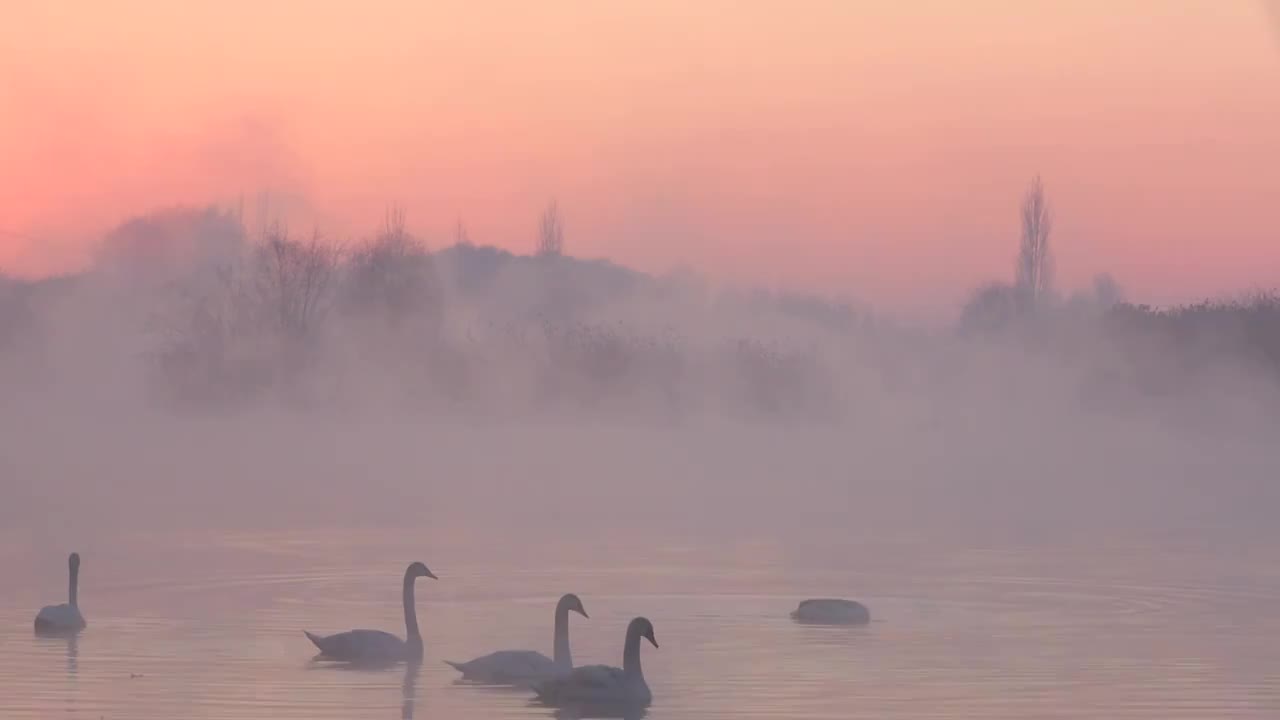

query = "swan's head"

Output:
[[407, 562, 437, 580], [631, 617, 658, 649], [559, 593, 589, 619], [68, 553, 81, 571]]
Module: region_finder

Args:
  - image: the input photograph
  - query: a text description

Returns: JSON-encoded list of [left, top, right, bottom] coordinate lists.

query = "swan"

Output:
[[533, 616, 658, 708], [445, 593, 588, 685], [34, 552, 87, 636], [304, 561, 436, 663], [791, 598, 870, 625]]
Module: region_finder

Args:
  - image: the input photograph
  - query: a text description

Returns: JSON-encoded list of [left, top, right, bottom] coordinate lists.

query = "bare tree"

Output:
[[536, 200, 565, 258], [343, 207, 438, 323], [454, 218, 472, 247], [1015, 174, 1053, 308], [252, 224, 341, 339]]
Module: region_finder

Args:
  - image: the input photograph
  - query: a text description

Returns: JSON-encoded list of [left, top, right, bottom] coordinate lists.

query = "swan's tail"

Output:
[[443, 660, 468, 673], [303, 631, 327, 651]]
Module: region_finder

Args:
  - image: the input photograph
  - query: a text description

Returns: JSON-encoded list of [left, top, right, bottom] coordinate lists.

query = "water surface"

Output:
[[3, 528, 1277, 718]]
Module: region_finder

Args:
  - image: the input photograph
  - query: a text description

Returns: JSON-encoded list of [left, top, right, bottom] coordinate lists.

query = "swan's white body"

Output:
[[305, 561, 436, 663], [305, 629, 412, 662], [446, 593, 587, 685], [35, 603, 85, 634], [449, 650, 557, 682], [35, 553, 86, 636], [533, 617, 657, 708], [791, 598, 870, 625]]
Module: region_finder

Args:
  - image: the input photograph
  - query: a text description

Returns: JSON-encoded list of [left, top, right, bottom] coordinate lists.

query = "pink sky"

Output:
[[2, 1, 1278, 311]]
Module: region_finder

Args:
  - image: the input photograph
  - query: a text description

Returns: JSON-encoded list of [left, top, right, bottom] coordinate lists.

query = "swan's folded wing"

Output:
[[312, 629, 404, 659], [450, 650, 554, 680], [35, 603, 84, 629], [492, 650, 555, 674], [566, 664, 625, 689], [793, 597, 870, 624], [36, 603, 69, 623]]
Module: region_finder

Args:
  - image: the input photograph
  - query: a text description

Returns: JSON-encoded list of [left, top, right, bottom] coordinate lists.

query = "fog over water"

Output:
[[2, 206, 1278, 717]]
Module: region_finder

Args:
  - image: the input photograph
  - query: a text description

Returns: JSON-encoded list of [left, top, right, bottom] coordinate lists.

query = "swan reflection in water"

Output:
[[303, 655, 421, 719], [548, 703, 649, 720], [65, 633, 78, 676], [31, 632, 80, 714], [32, 631, 79, 677], [400, 660, 421, 719]]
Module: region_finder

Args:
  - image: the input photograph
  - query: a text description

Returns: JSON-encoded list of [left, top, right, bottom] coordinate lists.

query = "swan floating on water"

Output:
[[446, 592, 589, 685], [533, 616, 658, 708], [304, 561, 436, 663], [791, 598, 870, 625], [35, 552, 87, 636]]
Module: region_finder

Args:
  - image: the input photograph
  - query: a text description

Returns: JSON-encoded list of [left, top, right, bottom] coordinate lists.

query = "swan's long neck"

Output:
[[552, 599, 572, 668], [68, 559, 79, 609], [402, 572, 421, 647], [622, 623, 643, 679]]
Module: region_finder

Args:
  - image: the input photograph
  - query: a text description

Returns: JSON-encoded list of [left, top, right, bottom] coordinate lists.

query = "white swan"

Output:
[[35, 552, 86, 636], [533, 617, 658, 708], [445, 593, 588, 684], [304, 561, 436, 663], [791, 598, 870, 625]]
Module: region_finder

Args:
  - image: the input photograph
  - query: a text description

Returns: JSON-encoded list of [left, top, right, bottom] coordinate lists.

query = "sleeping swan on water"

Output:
[[35, 552, 87, 636], [533, 617, 658, 708], [791, 598, 870, 625], [304, 561, 437, 663], [445, 592, 589, 685]]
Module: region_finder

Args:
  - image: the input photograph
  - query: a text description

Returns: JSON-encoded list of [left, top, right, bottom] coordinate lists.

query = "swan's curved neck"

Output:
[[552, 599, 572, 668], [68, 561, 79, 608], [622, 625, 643, 678], [402, 572, 421, 650]]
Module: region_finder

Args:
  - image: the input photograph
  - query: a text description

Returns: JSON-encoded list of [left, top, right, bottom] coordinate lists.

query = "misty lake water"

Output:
[[2, 525, 1278, 719]]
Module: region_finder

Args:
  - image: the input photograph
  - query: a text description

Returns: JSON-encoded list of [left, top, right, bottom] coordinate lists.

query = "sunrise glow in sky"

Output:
[[2, 1, 1278, 311]]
